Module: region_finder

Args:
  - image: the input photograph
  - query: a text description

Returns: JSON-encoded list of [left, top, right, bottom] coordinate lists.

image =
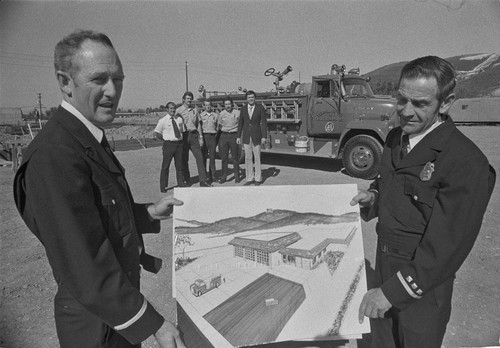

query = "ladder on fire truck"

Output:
[[209, 98, 301, 122]]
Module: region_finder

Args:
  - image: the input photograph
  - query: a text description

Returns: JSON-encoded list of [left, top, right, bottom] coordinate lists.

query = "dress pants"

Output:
[[370, 242, 453, 348], [203, 133, 217, 180], [160, 140, 184, 191], [182, 131, 207, 183], [243, 138, 262, 182], [54, 286, 139, 348], [219, 132, 239, 180]]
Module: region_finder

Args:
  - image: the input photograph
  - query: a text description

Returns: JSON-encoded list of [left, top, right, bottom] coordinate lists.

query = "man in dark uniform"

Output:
[[351, 56, 496, 348], [13, 30, 186, 348]]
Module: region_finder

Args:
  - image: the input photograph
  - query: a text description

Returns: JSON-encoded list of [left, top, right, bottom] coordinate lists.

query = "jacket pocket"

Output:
[[99, 185, 132, 237]]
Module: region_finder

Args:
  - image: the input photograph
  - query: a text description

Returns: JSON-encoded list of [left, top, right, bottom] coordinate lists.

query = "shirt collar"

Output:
[[406, 119, 444, 151], [61, 100, 104, 143]]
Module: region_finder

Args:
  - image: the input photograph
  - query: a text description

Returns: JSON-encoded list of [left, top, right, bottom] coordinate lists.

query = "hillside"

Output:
[[175, 209, 358, 236], [365, 53, 500, 98]]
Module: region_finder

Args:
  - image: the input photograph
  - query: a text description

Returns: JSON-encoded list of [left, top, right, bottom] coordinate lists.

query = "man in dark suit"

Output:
[[13, 30, 186, 348], [237, 90, 267, 185], [351, 56, 496, 348]]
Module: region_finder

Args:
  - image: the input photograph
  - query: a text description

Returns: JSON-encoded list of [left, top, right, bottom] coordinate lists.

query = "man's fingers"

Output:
[[358, 298, 367, 323], [169, 198, 183, 206]]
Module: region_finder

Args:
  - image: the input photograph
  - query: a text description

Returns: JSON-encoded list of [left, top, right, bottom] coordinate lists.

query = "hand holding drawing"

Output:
[[148, 197, 183, 220], [350, 189, 375, 207], [154, 320, 187, 348], [358, 288, 392, 323]]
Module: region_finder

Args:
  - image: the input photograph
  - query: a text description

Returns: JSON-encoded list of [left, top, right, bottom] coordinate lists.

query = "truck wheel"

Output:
[[342, 135, 383, 180]]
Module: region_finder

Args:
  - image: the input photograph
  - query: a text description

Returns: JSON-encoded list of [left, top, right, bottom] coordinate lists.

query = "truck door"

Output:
[[308, 78, 342, 137]]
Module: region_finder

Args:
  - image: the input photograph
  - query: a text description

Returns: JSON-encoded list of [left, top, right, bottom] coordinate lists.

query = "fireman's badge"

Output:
[[325, 122, 335, 133], [420, 162, 435, 181]]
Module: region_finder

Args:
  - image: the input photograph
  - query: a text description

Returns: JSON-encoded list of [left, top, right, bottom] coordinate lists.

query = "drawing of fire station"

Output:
[[228, 225, 356, 270]]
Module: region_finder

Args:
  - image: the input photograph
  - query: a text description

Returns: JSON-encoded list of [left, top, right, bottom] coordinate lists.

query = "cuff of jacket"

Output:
[[133, 203, 161, 234], [116, 301, 164, 344], [381, 272, 418, 310]]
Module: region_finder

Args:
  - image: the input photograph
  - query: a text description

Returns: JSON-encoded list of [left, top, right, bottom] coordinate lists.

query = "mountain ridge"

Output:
[[365, 53, 500, 98], [175, 209, 358, 236]]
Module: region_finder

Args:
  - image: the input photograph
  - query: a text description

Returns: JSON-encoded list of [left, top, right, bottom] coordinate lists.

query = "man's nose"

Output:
[[399, 101, 414, 118], [103, 78, 119, 97]]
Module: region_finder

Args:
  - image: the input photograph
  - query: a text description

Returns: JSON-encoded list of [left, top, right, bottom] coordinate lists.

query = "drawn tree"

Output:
[[175, 234, 194, 259]]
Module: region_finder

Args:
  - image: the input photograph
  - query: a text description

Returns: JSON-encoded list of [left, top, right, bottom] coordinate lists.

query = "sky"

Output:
[[1, 0, 499, 112]]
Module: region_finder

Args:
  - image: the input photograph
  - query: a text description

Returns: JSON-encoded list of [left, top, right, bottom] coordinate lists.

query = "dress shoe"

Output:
[[218, 177, 226, 184], [199, 181, 211, 187], [235, 178, 241, 184], [244, 180, 255, 186], [254, 181, 263, 186]]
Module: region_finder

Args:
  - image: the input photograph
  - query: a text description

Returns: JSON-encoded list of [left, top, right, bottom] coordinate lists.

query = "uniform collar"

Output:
[[396, 115, 456, 168], [54, 106, 123, 174], [61, 100, 104, 143]]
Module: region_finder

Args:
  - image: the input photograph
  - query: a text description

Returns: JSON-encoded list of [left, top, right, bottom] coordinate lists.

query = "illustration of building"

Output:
[[228, 227, 356, 270]]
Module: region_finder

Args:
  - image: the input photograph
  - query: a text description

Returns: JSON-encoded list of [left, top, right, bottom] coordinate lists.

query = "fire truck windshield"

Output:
[[343, 78, 374, 98]]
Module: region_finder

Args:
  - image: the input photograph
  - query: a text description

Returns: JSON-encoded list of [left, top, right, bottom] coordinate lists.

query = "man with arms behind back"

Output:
[[13, 30, 186, 348], [351, 56, 495, 348]]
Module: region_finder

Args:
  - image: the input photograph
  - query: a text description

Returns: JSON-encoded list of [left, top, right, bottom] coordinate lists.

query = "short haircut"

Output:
[[182, 91, 194, 100], [398, 56, 456, 102], [54, 29, 114, 77], [245, 90, 256, 98], [223, 97, 233, 105], [203, 99, 212, 105], [166, 102, 176, 109]]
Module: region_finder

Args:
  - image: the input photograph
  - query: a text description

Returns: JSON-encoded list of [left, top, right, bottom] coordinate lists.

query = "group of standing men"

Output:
[[155, 89, 267, 191]]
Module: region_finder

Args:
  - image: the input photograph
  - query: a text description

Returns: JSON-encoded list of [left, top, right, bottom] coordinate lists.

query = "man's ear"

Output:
[[439, 93, 456, 115], [56, 71, 72, 97]]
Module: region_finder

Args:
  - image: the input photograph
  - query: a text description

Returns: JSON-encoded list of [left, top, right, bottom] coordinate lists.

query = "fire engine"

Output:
[[190, 274, 222, 297], [197, 64, 397, 180]]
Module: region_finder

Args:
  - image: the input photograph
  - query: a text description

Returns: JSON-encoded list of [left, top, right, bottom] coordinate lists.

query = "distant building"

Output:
[[228, 227, 356, 270]]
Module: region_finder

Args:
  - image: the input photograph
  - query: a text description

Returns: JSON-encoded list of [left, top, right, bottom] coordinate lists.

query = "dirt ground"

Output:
[[1, 126, 499, 348]]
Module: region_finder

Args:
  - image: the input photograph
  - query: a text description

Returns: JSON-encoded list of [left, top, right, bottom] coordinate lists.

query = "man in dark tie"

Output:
[[351, 56, 495, 348], [13, 30, 186, 348], [237, 90, 267, 185], [154, 101, 186, 192]]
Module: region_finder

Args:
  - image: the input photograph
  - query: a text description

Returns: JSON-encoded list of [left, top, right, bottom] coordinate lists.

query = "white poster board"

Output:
[[174, 184, 370, 347]]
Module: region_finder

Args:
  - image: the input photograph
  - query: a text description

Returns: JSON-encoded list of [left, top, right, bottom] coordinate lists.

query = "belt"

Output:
[[165, 139, 182, 143], [221, 131, 236, 134], [380, 244, 414, 258], [187, 130, 198, 134], [204, 133, 217, 136]]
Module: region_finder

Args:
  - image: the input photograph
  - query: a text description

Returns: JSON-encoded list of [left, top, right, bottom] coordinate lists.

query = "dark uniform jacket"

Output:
[[13, 107, 164, 344], [237, 103, 267, 145], [362, 115, 495, 310]]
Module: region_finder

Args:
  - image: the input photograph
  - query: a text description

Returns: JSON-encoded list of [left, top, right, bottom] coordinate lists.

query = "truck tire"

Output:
[[342, 135, 383, 180]]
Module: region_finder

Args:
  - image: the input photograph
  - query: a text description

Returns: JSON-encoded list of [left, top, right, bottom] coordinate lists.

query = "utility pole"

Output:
[[37, 93, 42, 120], [185, 61, 189, 92]]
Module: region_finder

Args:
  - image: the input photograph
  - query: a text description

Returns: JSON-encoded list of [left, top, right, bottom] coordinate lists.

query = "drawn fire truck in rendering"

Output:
[[190, 274, 222, 297]]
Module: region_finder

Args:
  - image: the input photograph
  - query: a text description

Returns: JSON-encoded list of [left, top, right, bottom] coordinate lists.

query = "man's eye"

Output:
[[93, 76, 107, 83]]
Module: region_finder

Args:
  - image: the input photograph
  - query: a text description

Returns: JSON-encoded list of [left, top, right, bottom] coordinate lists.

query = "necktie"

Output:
[[400, 133, 410, 159], [249, 105, 254, 119], [172, 117, 181, 139], [101, 134, 114, 158]]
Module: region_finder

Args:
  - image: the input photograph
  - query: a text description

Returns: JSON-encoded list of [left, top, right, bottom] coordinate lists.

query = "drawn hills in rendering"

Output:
[[175, 209, 358, 235]]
